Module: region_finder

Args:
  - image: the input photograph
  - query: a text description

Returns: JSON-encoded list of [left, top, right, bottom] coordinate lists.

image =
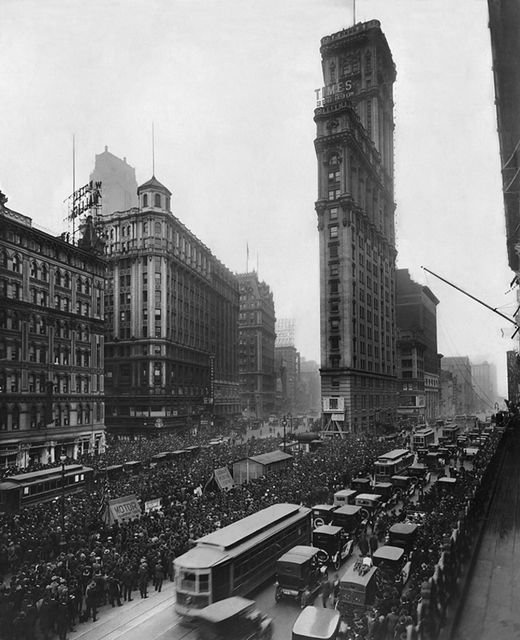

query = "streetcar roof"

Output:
[[375, 449, 411, 462], [334, 489, 357, 496], [196, 503, 306, 551], [194, 596, 255, 622], [4, 464, 91, 483], [173, 545, 227, 569], [248, 450, 293, 465], [292, 606, 341, 639]]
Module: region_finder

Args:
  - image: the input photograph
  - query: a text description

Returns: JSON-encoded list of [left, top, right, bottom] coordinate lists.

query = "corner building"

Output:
[[99, 176, 240, 435], [314, 20, 398, 434], [0, 194, 106, 466]]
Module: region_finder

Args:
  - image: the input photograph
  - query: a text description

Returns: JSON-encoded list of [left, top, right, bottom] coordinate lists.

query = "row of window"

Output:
[[1, 372, 97, 394], [0, 401, 103, 430], [2, 253, 94, 293]]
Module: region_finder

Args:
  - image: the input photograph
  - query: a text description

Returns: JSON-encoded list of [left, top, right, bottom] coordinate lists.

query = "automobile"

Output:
[[336, 562, 379, 619], [292, 606, 344, 640], [425, 451, 444, 471], [194, 596, 273, 640], [312, 524, 354, 569], [406, 463, 430, 484], [387, 523, 418, 553], [436, 476, 458, 491], [275, 545, 323, 605], [372, 482, 394, 503], [463, 446, 479, 460], [351, 477, 372, 492], [391, 474, 414, 491], [331, 505, 363, 538], [415, 448, 429, 462], [354, 493, 382, 520], [311, 504, 338, 528], [372, 545, 411, 587], [333, 489, 357, 507]]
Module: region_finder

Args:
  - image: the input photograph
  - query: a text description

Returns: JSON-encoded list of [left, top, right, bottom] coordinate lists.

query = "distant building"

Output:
[[97, 172, 240, 435], [275, 318, 295, 347], [90, 146, 138, 216], [395, 269, 440, 424], [441, 356, 474, 416], [296, 358, 321, 415], [507, 350, 520, 405], [0, 190, 106, 467], [471, 361, 497, 413], [314, 20, 398, 434], [440, 369, 456, 418], [237, 272, 276, 418]]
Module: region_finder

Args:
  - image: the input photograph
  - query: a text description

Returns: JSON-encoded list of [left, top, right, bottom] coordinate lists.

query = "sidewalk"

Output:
[[69, 580, 176, 640]]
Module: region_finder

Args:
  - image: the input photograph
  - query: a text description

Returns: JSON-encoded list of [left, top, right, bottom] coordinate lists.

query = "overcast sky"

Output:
[[1, 0, 514, 401]]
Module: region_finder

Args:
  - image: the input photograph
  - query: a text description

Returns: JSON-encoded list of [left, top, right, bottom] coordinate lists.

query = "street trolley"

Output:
[[174, 503, 311, 618]]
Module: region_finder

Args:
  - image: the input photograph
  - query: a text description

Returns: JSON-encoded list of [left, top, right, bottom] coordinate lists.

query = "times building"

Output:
[[314, 20, 398, 434]]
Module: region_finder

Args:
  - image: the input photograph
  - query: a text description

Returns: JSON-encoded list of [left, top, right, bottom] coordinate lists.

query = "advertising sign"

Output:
[[144, 498, 162, 513], [104, 495, 141, 525], [213, 467, 235, 491], [322, 396, 345, 413]]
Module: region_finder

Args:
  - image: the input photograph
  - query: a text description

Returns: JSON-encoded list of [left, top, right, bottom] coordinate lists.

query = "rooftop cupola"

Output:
[[137, 175, 172, 212]]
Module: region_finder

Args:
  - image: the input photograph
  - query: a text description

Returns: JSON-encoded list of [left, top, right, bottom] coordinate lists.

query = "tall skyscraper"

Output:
[[237, 272, 276, 418], [471, 361, 497, 413], [90, 146, 138, 216], [314, 20, 397, 434], [441, 356, 474, 415]]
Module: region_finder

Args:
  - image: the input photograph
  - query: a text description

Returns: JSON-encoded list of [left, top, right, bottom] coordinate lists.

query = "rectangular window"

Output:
[[329, 225, 338, 239], [330, 207, 338, 220]]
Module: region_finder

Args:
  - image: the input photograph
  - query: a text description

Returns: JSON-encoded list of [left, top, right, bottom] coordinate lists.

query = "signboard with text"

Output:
[[104, 495, 141, 525], [145, 498, 162, 513]]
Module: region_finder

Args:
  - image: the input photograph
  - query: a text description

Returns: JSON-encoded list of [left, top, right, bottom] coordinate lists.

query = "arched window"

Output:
[[155, 221, 161, 236], [64, 404, 70, 425], [41, 264, 48, 281], [154, 193, 161, 208], [11, 254, 21, 273], [143, 194, 148, 207], [84, 404, 91, 424], [77, 403, 83, 425], [30, 261, 38, 278], [55, 269, 62, 287], [64, 272, 70, 288], [77, 276, 83, 292], [54, 404, 62, 427]]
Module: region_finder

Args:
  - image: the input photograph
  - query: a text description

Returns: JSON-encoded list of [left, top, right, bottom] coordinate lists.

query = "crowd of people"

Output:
[[0, 420, 504, 640]]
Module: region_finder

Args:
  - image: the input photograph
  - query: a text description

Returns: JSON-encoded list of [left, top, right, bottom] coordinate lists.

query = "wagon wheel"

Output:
[[409, 476, 419, 486], [314, 517, 325, 528], [333, 554, 341, 571]]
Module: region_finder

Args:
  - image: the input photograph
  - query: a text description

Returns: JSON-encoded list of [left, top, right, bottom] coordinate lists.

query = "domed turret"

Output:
[[137, 175, 172, 212]]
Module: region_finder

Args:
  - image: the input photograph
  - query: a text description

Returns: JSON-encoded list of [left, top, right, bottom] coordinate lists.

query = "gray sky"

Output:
[[1, 0, 514, 398]]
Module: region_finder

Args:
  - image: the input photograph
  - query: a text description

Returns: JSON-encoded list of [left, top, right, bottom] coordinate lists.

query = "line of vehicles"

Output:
[[173, 447, 438, 640]]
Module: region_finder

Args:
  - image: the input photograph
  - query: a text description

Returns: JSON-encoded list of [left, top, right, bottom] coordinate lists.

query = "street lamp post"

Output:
[[60, 454, 66, 548], [282, 415, 287, 451]]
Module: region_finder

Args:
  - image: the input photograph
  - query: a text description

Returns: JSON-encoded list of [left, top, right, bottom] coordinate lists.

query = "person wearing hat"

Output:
[[138, 562, 149, 599], [85, 580, 98, 622]]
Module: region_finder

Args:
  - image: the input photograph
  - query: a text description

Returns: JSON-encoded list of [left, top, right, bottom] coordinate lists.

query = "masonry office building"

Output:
[[98, 173, 240, 434], [315, 20, 398, 433]]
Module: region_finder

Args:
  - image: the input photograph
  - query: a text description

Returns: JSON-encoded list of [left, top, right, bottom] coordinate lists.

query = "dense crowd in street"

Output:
[[0, 420, 503, 640]]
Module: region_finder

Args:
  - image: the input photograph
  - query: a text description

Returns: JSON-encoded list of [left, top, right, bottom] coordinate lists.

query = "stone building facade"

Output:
[[0, 192, 106, 467], [237, 272, 276, 418], [98, 175, 240, 435]]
